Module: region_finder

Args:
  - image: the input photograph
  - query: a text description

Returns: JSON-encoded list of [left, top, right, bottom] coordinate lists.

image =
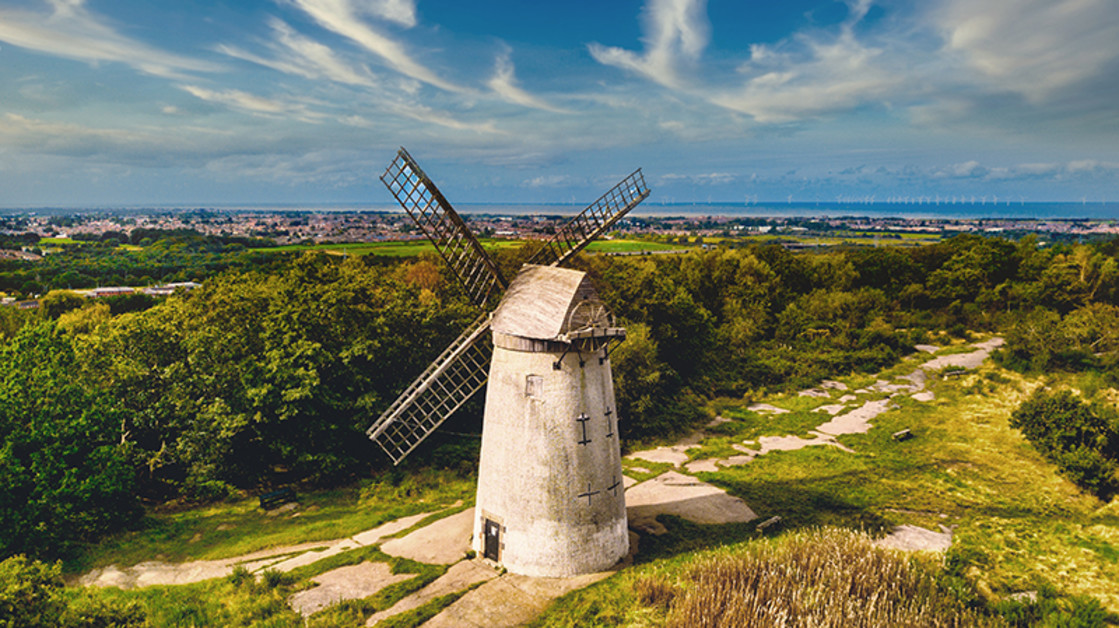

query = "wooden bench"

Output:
[[892, 428, 914, 442], [259, 487, 297, 510]]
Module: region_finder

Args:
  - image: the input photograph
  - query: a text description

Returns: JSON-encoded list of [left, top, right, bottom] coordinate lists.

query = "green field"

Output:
[[261, 238, 686, 257], [38, 237, 79, 246]]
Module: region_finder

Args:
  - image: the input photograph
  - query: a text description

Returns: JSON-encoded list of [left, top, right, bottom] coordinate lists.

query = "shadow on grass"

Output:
[[632, 477, 894, 566]]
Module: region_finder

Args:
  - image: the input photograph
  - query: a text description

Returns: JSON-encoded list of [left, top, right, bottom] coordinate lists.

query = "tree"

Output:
[[38, 290, 85, 319], [0, 323, 138, 558]]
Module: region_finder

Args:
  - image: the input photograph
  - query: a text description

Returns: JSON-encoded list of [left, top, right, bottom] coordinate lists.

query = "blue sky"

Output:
[[0, 0, 1117, 207]]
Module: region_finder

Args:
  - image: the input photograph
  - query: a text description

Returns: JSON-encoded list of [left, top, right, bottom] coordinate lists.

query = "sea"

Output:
[[451, 201, 1119, 221], [9, 201, 1119, 221]]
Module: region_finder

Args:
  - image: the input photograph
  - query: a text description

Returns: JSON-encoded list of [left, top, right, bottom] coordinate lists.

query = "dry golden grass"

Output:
[[638, 528, 996, 628]]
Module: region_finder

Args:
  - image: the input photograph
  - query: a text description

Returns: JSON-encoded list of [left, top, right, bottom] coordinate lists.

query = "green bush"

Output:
[[1010, 389, 1119, 499], [0, 555, 145, 628], [0, 556, 65, 628]]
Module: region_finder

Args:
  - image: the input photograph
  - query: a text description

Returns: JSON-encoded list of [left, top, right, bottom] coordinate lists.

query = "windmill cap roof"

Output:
[[490, 265, 600, 340]]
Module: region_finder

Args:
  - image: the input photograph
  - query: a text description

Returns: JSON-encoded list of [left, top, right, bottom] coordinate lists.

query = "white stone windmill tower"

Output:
[[366, 148, 650, 577]]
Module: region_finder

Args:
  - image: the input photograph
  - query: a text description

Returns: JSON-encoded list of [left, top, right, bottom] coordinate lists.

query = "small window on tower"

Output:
[[525, 375, 543, 397]]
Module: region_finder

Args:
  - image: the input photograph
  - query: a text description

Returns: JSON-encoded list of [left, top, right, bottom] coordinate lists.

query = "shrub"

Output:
[[259, 569, 294, 589], [0, 556, 65, 627], [0, 555, 145, 628], [1010, 389, 1119, 499]]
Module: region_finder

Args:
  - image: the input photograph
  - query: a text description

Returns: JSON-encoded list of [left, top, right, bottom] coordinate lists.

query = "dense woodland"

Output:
[[2, 231, 1119, 564], [0, 229, 279, 295]]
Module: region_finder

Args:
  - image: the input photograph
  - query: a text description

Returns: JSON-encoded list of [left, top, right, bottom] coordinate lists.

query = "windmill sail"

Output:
[[381, 148, 506, 307], [366, 313, 492, 464], [529, 169, 651, 267], [368, 149, 651, 466]]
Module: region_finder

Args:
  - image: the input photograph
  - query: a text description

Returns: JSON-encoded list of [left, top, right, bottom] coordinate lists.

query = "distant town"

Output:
[[1, 208, 1117, 247]]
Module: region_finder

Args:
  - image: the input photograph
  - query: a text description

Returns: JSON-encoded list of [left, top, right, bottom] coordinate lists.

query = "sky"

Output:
[[0, 0, 1117, 208]]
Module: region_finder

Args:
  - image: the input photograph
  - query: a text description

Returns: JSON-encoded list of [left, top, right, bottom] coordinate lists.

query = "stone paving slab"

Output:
[[746, 403, 789, 415], [815, 398, 892, 436], [366, 560, 498, 626], [626, 471, 757, 535], [289, 562, 413, 617], [421, 570, 612, 628], [626, 432, 703, 467], [381, 509, 474, 565], [876, 524, 953, 552], [921, 337, 1004, 371], [78, 510, 438, 589]]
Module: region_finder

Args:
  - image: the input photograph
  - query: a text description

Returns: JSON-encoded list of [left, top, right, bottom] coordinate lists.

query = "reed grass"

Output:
[[645, 528, 995, 628]]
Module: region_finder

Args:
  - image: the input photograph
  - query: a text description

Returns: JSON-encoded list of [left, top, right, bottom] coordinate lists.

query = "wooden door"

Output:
[[484, 519, 500, 561]]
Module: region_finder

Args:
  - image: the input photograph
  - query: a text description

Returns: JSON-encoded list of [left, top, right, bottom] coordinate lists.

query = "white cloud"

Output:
[[287, 0, 466, 93], [934, 0, 1119, 102], [216, 18, 378, 88], [0, 112, 141, 148], [362, 0, 417, 28], [934, 160, 987, 178], [525, 174, 574, 188], [711, 4, 897, 122], [390, 103, 501, 135], [660, 172, 737, 185], [486, 48, 569, 113], [0, 0, 219, 78], [179, 84, 324, 122], [929, 159, 1119, 181], [203, 150, 377, 186], [588, 0, 709, 89]]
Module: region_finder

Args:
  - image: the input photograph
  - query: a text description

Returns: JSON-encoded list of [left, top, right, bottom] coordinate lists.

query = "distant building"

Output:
[[143, 281, 201, 296], [88, 287, 136, 298]]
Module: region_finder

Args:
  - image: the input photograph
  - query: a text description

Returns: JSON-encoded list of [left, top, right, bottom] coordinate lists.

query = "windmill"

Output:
[[367, 148, 650, 577]]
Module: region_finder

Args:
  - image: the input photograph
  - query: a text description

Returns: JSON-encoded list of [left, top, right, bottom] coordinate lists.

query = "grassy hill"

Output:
[[58, 339, 1119, 626]]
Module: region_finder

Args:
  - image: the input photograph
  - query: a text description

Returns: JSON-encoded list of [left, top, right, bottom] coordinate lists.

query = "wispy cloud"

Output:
[[179, 85, 324, 122], [203, 150, 378, 186], [216, 18, 378, 88], [390, 103, 501, 135], [925, 159, 1119, 182], [588, 0, 709, 89], [709, 0, 898, 123], [287, 0, 466, 93], [934, 0, 1119, 103], [660, 172, 738, 185], [0, 112, 143, 150], [486, 47, 569, 113], [0, 0, 219, 78]]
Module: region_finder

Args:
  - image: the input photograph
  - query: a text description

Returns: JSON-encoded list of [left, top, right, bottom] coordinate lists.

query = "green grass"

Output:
[[66, 468, 475, 575], [258, 237, 684, 258], [77, 550, 449, 628], [38, 237, 80, 246], [708, 233, 941, 247], [262, 239, 522, 257], [538, 348, 1119, 626], [585, 239, 689, 253], [532, 528, 991, 628], [65, 337, 1119, 626]]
